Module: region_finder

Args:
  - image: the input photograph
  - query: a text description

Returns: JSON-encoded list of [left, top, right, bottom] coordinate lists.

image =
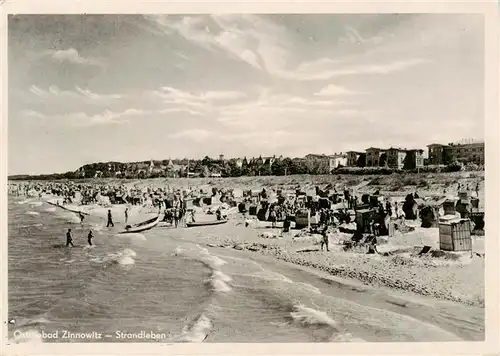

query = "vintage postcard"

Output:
[[1, 1, 499, 355]]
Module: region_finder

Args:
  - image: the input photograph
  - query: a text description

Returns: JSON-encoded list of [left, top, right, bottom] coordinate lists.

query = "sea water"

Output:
[[7, 197, 484, 343]]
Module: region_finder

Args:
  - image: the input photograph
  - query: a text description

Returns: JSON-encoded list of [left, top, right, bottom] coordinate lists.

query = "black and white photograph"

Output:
[[2, 5, 498, 352]]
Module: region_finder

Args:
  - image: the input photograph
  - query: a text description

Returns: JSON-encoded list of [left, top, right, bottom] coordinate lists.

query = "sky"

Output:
[[8, 14, 484, 175]]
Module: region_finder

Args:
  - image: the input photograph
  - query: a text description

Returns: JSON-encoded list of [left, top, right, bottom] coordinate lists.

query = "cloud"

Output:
[[339, 27, 384, 46], [203, 91, 247, 100], [168, 128, 215, 141], [146, 14, 291, 74], [21, 108, 148, 126], [28, 85, 123, 103], [20, 110, 46, 119], [158, 108, 204, 116], [150, 86, 248, 115], [315, 84, 358, 96], [282, 58, 427, 81], [75, 87, 122, 100], [49, 48, 103, 66], [71, 109, 150, 127]]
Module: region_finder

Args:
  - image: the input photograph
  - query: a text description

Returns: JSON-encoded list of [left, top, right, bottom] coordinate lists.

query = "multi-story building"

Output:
[[346, 151, 366, 167], [404, 149, 425, 169], [305, 153, 347, 172], [329, 153, 347, 170], [365, 147, 386, 167], [427, 141, 484, 165], [427, 144, 447, 165], [444, 142, 485, 165], [386, 148, 407, 169]]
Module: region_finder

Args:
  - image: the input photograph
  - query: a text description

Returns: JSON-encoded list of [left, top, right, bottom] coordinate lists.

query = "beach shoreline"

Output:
[[9, 171, 486, 308]]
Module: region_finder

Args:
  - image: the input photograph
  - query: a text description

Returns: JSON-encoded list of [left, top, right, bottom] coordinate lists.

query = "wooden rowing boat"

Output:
[[119, 215, 160, 234], [45, 200, 91, 215], [185, 219, 228, 228]]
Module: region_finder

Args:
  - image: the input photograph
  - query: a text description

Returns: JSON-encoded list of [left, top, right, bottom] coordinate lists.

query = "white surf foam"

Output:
[[290, 305, 338, 328], [178, 314, 212, 342], [18, 223, 43, 228], [330, 332, 366, 342], [203, 255, 227, 268], [44, 207, 57, 212], [26, 211, 40, 216], [117, 233, 147, 241], [29, 201, 43, 207], [117, 256, 135, 265], [10, 329, 44, 344], [209, 270, 233, 293], [289, 304, 366, 342], [121, 248, 137, 258], [16, 199, 31, 205], [172, 246, 185, 256]]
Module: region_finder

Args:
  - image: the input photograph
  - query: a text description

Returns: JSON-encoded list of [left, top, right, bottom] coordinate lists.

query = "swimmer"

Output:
[[66, 228, 74, 247]]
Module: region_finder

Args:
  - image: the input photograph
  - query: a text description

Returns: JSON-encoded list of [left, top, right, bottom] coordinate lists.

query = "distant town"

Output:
[[9, 140, 485, 181]]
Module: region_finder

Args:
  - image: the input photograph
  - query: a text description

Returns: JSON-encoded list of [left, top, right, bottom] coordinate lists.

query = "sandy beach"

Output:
[[60, 171, 486, 307]]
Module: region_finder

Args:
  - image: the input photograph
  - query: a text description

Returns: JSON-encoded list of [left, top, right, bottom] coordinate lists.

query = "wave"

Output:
[[117, 256, 135, 266], [209, 270, 233, 293], [44, 207, 57, 212], [11, 316, 50, 328], [18, 223, 43, 228], [91, 248, 137, 267], [9, 328, 44, 344], [29, 202, 43, 207], [16, 199, 32, 205], [116, 233, 147, 241], [177, 314, 212, 342], [203, 255, 227, 268], [172, 246, 185, 256], [289, 305, 366, 342], [290, 304, 338, 328], [26, 211, 40, 216]]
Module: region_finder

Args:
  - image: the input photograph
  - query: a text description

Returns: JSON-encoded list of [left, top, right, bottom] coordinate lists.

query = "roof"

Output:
[[365, 147, 385, 151]]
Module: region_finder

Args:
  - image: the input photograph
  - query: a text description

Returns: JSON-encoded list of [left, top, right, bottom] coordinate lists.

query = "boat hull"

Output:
[[119, 216, 160, 234], [45, 200, 90, 215], [185, 219, 228, 228]]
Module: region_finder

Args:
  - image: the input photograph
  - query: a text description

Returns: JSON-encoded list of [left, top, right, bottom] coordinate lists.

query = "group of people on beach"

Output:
[[65, 209, 115, 247], [65, 228, 93, 247]]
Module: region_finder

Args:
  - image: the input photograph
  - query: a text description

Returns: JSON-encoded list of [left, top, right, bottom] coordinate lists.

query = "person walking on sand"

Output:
[[320, 225, 329, 252], [270, 208, 277, 228], [174, 208, 179, 228], [106, 209, 114, 227], [475, 183, 480, 197], [66, 228, 74, 247], [87, 230, 94, 246]]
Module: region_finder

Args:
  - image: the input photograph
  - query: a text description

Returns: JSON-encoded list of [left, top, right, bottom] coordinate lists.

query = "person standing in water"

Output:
[[79, 212, 85, 225], [124, 208, 129, 225], [106, 209, 114, 227], [87, 230, 94, 246], [66, 228, 74, 247]]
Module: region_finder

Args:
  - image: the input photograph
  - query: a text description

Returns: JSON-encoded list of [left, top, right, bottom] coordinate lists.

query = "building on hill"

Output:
[[305, 153, 347, 172], [404, 149, 425, 169], [346, 151, 366, 167], [365, 147, 387, 167], [427, 143, 447, 165], [427, 141, 484, 165], [386, 147, 407, 169]]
